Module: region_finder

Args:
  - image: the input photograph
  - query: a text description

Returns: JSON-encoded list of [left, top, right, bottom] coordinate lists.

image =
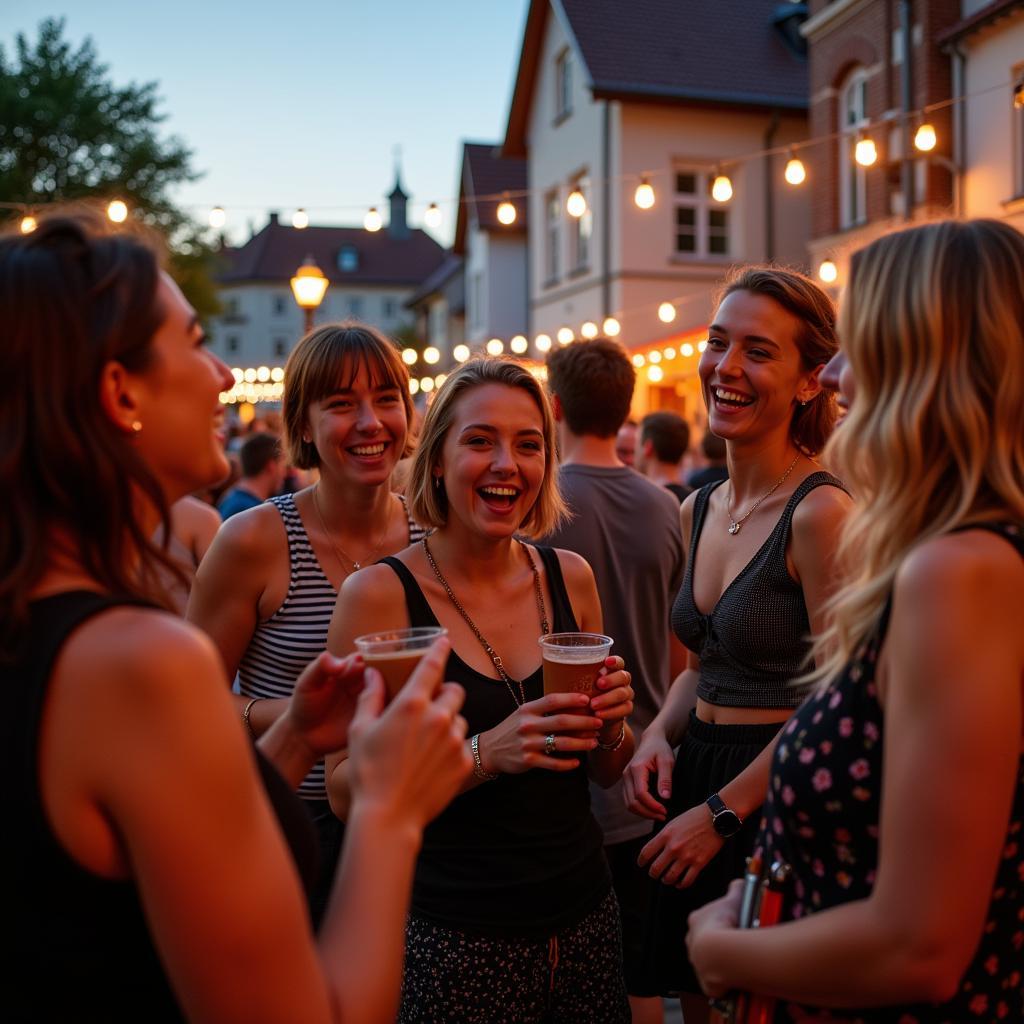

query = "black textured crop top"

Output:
[[671, 472, 847, 709]]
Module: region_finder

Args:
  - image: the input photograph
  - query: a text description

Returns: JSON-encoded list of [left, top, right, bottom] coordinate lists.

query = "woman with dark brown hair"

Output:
[[188, 322, 426, 921], [623, 267, 851, 1020], [2, 210, 470, 1022]]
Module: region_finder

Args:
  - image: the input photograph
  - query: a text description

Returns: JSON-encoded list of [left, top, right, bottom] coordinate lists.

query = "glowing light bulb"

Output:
[[510, 335, 528, 354], [818, 259, 838, 284], [566, 190, 587, 218], [634, 178, 655, 210], [292, 208, 309, 229], [854, 137, 877, 167], [580, 321, 598, 340], [632, 354, 646, 368], [257, 365, 270, 382], [423, 346, 441, 365], [602, 317, 621, 337], [420, 376, 434, 393], [107, 199, 128, 223], [784, 157, 806, 186], [649, 351, 662, 364], [535, 334, 552, 352], [697, 340, 708, 353], [402, 348, 418, 365], [914, 123, 936, 152], [231, 368, 244, 383], [209, 206, 226, 228], [647, 365, 664, 382], [271, 367, 285, 382], [497, 199, 517, 225], [711, 174, 733, 202], [557, 327, 574, 345], [244, 367, 257, 383], [663, 347, 676, 360], [409, 379, 420, 395], [658, 302, 677, 324], [435, 374, 447, 388], [364, 206, 383, 232], [681, 343, 695, 358], [486, 338, 504, 356], [20, 215, 37, 234], [424, 203, 442, 229], [453, 344, 470, 363]]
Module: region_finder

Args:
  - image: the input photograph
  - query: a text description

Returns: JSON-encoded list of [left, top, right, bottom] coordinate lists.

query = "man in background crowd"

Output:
[[635, 411, 691, 503], [615, 418, 638, 466], [217, 432, 285, 520], [686, 430, 729, 489]]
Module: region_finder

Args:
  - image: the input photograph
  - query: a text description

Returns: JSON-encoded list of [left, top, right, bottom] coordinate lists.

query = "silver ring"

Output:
[[544, 733, 557, 756]]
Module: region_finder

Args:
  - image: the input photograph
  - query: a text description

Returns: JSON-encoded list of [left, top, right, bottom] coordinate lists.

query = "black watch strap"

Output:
[[706, 792, 743, 838], [706, 792, 730, 817]]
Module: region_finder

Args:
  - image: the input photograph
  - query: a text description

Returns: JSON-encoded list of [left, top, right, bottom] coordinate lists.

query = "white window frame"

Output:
[[544, 190, 561, 283], [554, 48, 572, 121], [673, 168, 731, 259], [569, 174, 591, 271], [840, 67, 869, 229], [470, 271, 484, 330]]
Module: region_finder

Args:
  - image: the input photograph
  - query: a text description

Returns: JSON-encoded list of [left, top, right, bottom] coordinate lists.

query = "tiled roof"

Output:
[[218, 216, 447, 287], [453, 142, 528, 253], [936, 0, 1024, 42], [504, 0, 809, 154], [405, 253, 464, 308]]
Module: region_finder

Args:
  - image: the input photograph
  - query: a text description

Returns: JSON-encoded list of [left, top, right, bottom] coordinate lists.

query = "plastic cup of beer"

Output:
[[539, 632, 614, 699], [354, 626, 448, 701]]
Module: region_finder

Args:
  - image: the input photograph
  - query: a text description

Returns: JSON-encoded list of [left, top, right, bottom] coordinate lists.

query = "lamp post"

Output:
[[290, 255, 328, 334]]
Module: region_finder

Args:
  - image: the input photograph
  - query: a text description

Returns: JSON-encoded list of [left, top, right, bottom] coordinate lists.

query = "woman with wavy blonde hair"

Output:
[[687, 219, 1024, 1022]]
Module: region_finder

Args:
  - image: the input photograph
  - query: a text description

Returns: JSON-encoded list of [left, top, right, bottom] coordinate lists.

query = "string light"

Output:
[[647, 365, 664, 382], [557, 327, 574, 345], [914, 123, 937, 152], [566, 189, 587, 218], [209, 206, 226, 228], [435, 373, 448, 387], [424, 203, 442, 229], [271, 367, 285, 382], [402, 348, 418, 365], [697, 340, 708, 353], [632, 353, 646, 368], [486, 338, 504, 355], [364, 206, 383, 232], [854, 136, 877, 167], [648, 350, 662, 363], [453, 344, 470, 362], [292, 208, 309, 229], [409, 378, 420, 395], [602, 317, 620, 337], [231, 368, 244, 383], [818, 258, 838, 284], [107, 199, 128, 223], [681, 342, 695, 357], [711, 172, 733, 202], [510, 334, 528, 354], [784, 154, 806, 185], [658, 302, 676, 323], [662, 347, 676, 359], [257, 365, 270, 382], [634, 177, 655, 209], [423, 346, 441, 364], [420, 376, 434, 393], [497, 196, 517, 225], [535, 333, 552, 352], [20, 214, 36, 234], [580, 321, 598, 339]]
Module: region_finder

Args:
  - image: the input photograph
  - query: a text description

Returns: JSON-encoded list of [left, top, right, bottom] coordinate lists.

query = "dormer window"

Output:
[[555, 48, 572, 122], [337, 246, 359, 272]]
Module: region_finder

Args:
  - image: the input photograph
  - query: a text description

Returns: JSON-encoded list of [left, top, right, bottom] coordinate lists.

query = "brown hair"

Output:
[[717, 266, 839, 455], [406, 358, 567, 538], [0, 207, 181, 653], [282, 322, 413, 469], [640, 411, 690, 464], [545, 338, 635, 438]]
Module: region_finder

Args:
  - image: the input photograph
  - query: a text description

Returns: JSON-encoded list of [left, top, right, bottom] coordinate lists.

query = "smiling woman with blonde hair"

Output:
[[687, 219, 1024, 1022]]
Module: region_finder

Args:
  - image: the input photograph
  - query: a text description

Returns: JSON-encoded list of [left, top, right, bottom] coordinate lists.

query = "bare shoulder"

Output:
[[172, 495, 220, 538], [550, 546, 595, 589], [204, 500, 285, 563], [337, 560, 406, 606], [792, 478, 852, 530], [679, 488, 699, 548]]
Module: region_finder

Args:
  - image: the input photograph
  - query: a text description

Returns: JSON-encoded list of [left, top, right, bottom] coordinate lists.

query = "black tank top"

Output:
[[379, 545, 610, 938], [672, 471, 848, 709], [5, 591, 318, 1021]]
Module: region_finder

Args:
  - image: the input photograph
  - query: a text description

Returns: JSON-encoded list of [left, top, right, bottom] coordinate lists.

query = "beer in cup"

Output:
[[354, 626, 448, 701], [539, 632, 613, 699]]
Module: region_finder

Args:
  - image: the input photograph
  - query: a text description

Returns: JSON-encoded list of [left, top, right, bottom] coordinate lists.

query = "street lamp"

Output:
[[290, 255, 328, 333]]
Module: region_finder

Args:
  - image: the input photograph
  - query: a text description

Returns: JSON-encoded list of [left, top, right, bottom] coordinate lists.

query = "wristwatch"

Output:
[[706, 792, 743, 838]]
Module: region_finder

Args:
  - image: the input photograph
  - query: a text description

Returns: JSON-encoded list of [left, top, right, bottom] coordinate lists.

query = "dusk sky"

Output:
[[1, 1, 530, 245]]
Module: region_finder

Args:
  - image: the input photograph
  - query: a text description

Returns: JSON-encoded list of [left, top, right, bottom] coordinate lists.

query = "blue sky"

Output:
[[2, 1, 529, 244]]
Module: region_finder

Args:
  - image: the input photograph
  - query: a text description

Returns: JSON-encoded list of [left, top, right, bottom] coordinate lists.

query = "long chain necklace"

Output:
[[422, 536, 549, 708], [312, 483, 394, 573], [726, 454, 802, 535]]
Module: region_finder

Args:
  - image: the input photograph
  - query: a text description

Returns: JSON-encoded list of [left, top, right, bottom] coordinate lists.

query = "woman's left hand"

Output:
[[638, 801, 724, 887], [590, 656, 633, 744], [284, 651, 368, 758], [686, 878, 744, 997]]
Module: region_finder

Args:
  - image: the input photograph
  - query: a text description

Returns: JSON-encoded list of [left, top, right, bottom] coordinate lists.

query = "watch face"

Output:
[[712, 808, 743, 838]]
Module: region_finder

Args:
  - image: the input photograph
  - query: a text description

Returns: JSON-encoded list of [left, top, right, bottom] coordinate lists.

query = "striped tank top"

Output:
[[237, 491, 426, 800]]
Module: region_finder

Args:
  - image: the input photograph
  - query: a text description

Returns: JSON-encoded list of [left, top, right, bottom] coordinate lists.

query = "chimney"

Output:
[[268, 211, 280, 226]]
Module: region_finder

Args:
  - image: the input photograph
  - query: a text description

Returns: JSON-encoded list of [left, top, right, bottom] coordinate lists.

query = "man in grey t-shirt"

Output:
[[546, 339, 685, 1024]]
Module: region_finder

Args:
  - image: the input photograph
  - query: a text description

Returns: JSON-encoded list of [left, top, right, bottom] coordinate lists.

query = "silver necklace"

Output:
[[422, 537, 549, 708], [727, 454, 801, 535], [312, 484, 393, 572]]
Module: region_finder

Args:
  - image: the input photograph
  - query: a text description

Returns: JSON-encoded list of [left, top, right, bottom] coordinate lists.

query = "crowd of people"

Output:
[[4, 206, 1022, 1024]]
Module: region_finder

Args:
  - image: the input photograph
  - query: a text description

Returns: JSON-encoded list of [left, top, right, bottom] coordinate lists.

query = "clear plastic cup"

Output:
[[538, 632, 614, 699], [354, 626, 448, 700]]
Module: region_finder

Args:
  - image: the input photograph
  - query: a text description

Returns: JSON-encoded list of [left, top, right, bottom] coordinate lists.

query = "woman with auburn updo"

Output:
[[327, 357, 635, 1023], [1, 209, 470, 1021], [624, 267, 851, 1020], [687, 219, 1024, 1021], [188, 321, 426, 923]]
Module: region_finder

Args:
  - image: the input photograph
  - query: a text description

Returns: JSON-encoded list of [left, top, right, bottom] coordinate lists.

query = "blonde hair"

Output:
[[811, 219, 1024, 683], [282, 322, 413, 469], [406, 357, 568, 538]]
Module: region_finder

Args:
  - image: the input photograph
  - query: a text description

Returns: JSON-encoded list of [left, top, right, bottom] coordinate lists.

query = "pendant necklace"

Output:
[[726, 454, 801, 535], [312, 484, 393, 572]]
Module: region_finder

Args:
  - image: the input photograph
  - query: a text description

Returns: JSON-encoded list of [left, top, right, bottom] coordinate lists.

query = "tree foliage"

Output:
[[0, 18, 221, 318]]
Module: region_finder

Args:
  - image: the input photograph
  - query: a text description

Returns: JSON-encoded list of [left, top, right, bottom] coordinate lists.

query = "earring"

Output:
[[433, 475, 442, 489], [131, 420, 143, 433]]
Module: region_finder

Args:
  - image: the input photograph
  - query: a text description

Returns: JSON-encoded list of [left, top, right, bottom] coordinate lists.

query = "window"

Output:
[[545, 190, 560, 283], [569, 175, 591, 271], [673, 170, 730, 258], [382, 297, 397, 319], [470, 272, 484, 330], [348, 296, 364, 318], [225, 297, 239, 316], [554, 48, 572, 121], [227, 336, 240, 354], [840, 68, 869, 229], [337, 246, 359, 272], [273, 338, 288, 358], [272, 295, 287, 316]]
